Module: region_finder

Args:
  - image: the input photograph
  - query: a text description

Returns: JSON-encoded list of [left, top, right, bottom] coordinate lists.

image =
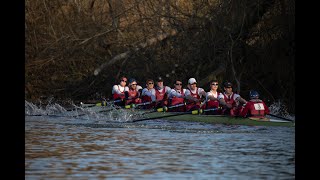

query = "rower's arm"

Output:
[[170, 90, 184, 98], [142, 89, 156, 101], [186, 95, 199, 102], [185, 90, 199, 102], [112, 85, 121, 94], [207, 94, 218, 101], [237, 97, 248, 104], [240, 103, 249, 117], [219, 98, 227, 106], [218, 94, 232, 108], [198, 88, 206, 97], [165, 86, 172, 94]]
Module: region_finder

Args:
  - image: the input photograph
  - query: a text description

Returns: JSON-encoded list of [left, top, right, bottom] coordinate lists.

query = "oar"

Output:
[[184, 107, 221, 115], [93, 99, 123, 107], [159, 100, 207, 113], [77, 99, 124, 109], [157, 103, 186, 112], [124, 101, 152, 109], [125, 98, 173, 109], [131, 107, 220, 122], [140, 103, 186, 115], [267, 113, 295, 122], [131, 111, 198, 122]]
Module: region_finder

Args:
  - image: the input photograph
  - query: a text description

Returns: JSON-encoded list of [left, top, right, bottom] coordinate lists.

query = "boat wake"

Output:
[[25, 100, 147, 123]]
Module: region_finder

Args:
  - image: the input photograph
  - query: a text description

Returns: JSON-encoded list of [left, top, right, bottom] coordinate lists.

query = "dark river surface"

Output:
[[25, 114, 295, 179]]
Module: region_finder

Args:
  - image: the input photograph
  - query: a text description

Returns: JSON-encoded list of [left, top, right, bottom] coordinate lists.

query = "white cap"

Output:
[[188, 78, 197, 84]]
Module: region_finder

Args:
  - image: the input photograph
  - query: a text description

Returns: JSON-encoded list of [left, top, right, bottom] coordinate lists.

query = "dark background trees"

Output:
[[25, 0, 295, 113]]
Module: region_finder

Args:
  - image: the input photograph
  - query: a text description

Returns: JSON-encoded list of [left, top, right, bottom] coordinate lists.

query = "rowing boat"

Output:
[[80, 103, 294, 127], [141, 112, 293, 127]]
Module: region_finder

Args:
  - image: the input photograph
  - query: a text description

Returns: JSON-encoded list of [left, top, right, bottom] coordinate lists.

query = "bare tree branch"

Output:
[[94, 29, 177, 76]]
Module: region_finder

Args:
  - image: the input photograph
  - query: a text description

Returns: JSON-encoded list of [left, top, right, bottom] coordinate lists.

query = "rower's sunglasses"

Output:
[[175, 83, 182, 85], [148, 82, 154, 84], [121, 80, 127, 82], [211, 83, 218, 86], [131, 84, 137, 86]]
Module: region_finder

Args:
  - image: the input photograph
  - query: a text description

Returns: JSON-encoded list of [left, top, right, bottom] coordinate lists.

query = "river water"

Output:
[[25, 101, 295, 179]]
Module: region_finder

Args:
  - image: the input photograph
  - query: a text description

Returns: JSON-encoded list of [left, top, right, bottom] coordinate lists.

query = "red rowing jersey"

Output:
[[170, 89, 185, 106], [206, 91, 220, 109], [222, 93, 237, 107], [113, 85, 125, 100], [240, 99, 270, 118], [125, 89, 141, 105], [185, 88, 201, 111], [155, 86, 168, 101]]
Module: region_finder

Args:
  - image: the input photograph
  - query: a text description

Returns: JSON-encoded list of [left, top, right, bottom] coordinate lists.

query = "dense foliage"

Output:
[[25, 0, 295, 113]]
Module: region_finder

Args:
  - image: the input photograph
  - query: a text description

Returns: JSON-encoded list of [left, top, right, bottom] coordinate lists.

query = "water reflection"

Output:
[[25, 116, 294, 179]]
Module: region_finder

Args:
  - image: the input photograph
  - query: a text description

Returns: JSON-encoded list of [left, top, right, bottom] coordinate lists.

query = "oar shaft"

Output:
[[203, 107, 220, 112], [125, 101, 152, 109], [133, 107, 219, 122], [156, 103, 186, 112], [268, 114, 294, 122], [95, 99, 123, 106], [168, 103, 186, 109], [132, 112, 190, 122]]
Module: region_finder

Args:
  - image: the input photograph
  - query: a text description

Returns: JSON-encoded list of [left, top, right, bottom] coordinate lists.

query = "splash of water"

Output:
[[25, 100, 46, 115], [269, 100, 295, 120], [25, 100, 145, 122], [25, 100, 70, 115]]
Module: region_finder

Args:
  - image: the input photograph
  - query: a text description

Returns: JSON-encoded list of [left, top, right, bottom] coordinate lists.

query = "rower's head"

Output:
[[174, 80, 183, 90], [223, 81, 233, 94], [210, 80, 219, 91], [156, 77, 164, 88], [146, 79, 154, 89], [188, 78, 197, 90], [249, 90, 259, 99], [128, 78, 137, 89], [120, 76, 127, 87]]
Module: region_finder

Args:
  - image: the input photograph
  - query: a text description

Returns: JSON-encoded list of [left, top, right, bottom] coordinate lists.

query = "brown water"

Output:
[[25, 116, 295, 179]]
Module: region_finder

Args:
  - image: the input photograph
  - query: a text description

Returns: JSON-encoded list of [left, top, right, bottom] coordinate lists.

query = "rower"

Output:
[[112, 76, 129, 106], [167, 79, 187, 112], [141, 79, 157, 109], [203, 80, 222, 115], [240, 90, 270, 118], [218, 81, 247, 116], [185, 78, 206, 112], [124, 78, 142, 106], [154, 77, 171, 108]]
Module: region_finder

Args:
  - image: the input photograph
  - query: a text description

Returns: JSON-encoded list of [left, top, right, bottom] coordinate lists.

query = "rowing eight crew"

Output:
[[111, 77, 270, 118]]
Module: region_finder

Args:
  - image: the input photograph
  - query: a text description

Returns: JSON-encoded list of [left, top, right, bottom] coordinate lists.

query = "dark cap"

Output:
[[249, 90, 259, 99], [120, 76, 127, 82], [223, 82, 233, 88], [128, 78, 136, 84], [157, 77, 163, 82]]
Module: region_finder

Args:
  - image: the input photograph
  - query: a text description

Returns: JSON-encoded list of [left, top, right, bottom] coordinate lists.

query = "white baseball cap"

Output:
[[188, 78, 197, 84]]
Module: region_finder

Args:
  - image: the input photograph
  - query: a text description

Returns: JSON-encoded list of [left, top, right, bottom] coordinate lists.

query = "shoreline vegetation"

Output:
[[25, 0, 295, 114]]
